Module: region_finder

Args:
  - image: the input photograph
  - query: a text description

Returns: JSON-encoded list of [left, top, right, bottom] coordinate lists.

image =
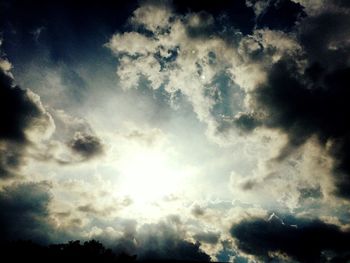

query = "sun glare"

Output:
[[117, 147, 183, 204]]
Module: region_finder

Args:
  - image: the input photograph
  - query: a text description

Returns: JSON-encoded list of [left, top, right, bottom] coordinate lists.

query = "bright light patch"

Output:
[[117, 146, 184, 205]]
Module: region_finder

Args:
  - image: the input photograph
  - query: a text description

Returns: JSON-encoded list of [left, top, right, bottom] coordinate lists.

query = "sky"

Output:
[[0, 0, 350, 262]]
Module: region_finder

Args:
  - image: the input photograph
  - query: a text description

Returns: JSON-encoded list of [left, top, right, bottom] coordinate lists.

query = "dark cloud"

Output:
[[0, 182, 54, 243], [256, 0, 306, 31], [193, 231, 220, 245], [108, 218, 211, 262], [137, 223, 210, 261], [77, 204, 99, 214], [334, 0, 350, 8], [238, 56, 350, 198], [173, 0, 255, 35], [176, 0, 304, 39], [77, 203, 117, 217], [140, 239, 210, 261], [68, 132, 104, 160], [234, 2, 350, 199], [233, 113, 261, 133], [0, 69, 41, 142], [299, 10, 350, 68], [191, 204, 205, 217], [0, 144, 24, 178], [0, 66, 52, 178], [231, 214, 350, 262]]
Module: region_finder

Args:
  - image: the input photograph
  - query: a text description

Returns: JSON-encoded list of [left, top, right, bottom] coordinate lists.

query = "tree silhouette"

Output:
[[0, 239, 212, 262], [1, 239, 137, 263]]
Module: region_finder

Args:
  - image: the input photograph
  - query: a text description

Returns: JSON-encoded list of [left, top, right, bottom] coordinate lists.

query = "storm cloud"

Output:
[[127, 219, 211, 261], [0, 60, 54, 178], [0, 69, 41, 142], [255, 0, 306, 31], [234, 1, 350, 199], [193, 231, 220, 245], [68, 132, 104, 160], [0, 181, 54, 243], [231, 214, 350, 262]]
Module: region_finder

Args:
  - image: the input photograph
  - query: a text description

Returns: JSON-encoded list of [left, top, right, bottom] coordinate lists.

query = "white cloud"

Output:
[[130, 2, 173, 32], [0, 58, 12, 72], [107, 7, 241, 142], [25, 90, 56, 142], [104, 2, 348, 217], [108, 32, 157, 56], [230, 136, 336, 211], [107, 3, 306, 147]]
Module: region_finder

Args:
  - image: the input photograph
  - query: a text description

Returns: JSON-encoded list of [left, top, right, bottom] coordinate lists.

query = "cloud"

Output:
[[90, 216, 211, 261], [107, 0, 311, 148], [0, 181, 55, 243], [291, 0, 350, 15], [122, 127, 166, 146], [134, 219, 211, 261], [0, 63, 52, 143], [252, 0, 306, 31], [0, 57, 54, 178], [193, 231, 220, 245], [78, 204, 102, 214], [231, 1, 350, 200], [174, 0, 255, 34], [237, 55, 350, 199], [0, 50, 101, 170], [230, 138, 335, 210], [191, 204, 206, 217], [108, 32, 157, 56], [231, 214, 350, 262], [130, 1, 172, 32], [68, 132, 104, 160], [106, 0, 349, 212], [107, 1, 249, 143], [1, 0, 350, 260]]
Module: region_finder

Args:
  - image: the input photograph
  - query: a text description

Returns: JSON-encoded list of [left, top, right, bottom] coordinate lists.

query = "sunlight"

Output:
[[117, 146, 182, 204]]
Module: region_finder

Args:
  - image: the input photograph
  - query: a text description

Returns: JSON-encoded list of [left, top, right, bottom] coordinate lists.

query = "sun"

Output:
[[116, 146, 183, 204]]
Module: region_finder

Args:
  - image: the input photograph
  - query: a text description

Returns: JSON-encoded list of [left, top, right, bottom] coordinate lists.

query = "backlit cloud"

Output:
[[0, 0, 349, 261]]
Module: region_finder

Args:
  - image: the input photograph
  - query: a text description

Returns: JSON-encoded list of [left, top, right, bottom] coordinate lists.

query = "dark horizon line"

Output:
[[1, 239, 225, 263]]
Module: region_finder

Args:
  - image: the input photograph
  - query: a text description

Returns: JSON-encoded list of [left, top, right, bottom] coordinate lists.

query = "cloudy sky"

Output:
[[1, 0, 350, 262]]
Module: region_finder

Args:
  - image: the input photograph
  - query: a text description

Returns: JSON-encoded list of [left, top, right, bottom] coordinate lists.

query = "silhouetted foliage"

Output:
[[1, 239, 137, 263], [0, 239, 214, 262]]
